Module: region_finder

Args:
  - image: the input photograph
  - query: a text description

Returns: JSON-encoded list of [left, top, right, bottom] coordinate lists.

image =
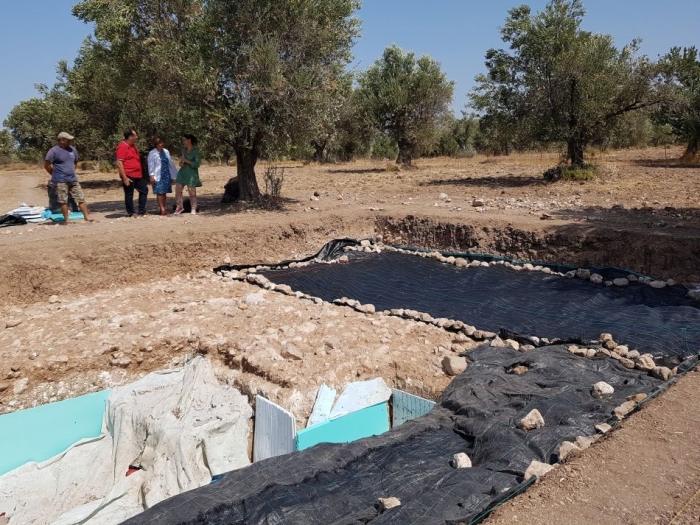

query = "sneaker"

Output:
[[174, 206, 184, 215], [190, 210, 197, 215]]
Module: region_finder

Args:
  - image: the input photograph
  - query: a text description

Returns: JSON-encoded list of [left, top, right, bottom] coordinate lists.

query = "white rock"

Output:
[[649, 280, 667, 289], [651, 366, 673, 381], [4, 318, 22, 329], [360, 240, 371, 247], [442, 356, 467, 376], [635, 355, 655, 372], [667, 279, 676, 287], [48, 295, 60, 304], [558, 441, 581, 460], [454, 258, 468, 268], [575, 268, 591, 280], [575, 436, 596, 450], [281, 344, 303, 361], [378, 497, 401, 511], [452, 452, 472, 468], [490, 336, 506, 348], [613, 278, 629, 287], [439, 193, 449, 201], [595, 423, 612, 434], [518, 409, 545, 431], [614, 400, 637, 419], [505, 339, 520, 351], [244, 293, 266, 305], [590, 274, 604, 284], [13, 378, 29, 395], [524, 460, 554, 481], [592, 381, 615, 398]]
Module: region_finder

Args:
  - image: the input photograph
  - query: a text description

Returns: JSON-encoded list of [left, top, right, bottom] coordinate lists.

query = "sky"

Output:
[[1, 0, 699, 126]]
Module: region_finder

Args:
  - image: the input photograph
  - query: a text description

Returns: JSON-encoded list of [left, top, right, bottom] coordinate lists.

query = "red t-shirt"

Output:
[[116, 141, 142, 178]]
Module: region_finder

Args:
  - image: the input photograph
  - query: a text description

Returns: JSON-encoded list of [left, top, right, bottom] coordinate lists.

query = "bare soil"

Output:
[[1, 147, 699, 524]]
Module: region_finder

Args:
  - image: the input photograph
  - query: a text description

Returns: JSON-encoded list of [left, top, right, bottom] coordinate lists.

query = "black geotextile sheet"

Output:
[[262, 250, 700, 363], [124, 345, 699, 525]]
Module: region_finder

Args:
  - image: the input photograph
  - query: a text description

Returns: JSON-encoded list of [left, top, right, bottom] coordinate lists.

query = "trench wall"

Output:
[[375, 214, 700, 283]]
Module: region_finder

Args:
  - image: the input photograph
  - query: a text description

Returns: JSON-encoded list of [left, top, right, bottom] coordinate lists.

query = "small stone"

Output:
[[595, 423, 612, 434], [0, 381, 9, 392], [244, 293, 266, 305], [518, 409, 545, 431], [627, 274, 638, 282], [472, 199, 485, 207], [282, 344, 303, 361], [358, 303, 376, 314], [649, 280, 667, 289], [627, 393, 647, 403], [651, 366, 673, 381], [614, 400, 637, 419], [613, 278, 629, 287], [360, 240, 371, 247], [619, 357, 635, 369], [599, 333, 613, 343], [615, 345, 629, 356], [666, 279, 676, 287], [505, 339, 520, 351], [13, 378, 29, 395], [558, 441, 581, 460], [568, 345, 579, 354], [508, 365, 529, 375], [452, 452, 472, 468], [635, 355, 655, 372], [603, 339, 618, 350], [592, 381, 615, 398], [454, 258, 468, 268], [442, 356, 467, 376], [590, 273, 604, 284], [49, 355, 69, 365], [48, 295, 60, 304], [378, 497, 401, 511], [439, 192, 449, 201], [4, 318, 22, 328], [575, 268, 591, 280], [490, 336, 506, 348], [627, 350, 640, 359], [575, 436, 596, 450], [524, 460, 554, 481], [596, 348, 612, 358], [521, 344, 536, 352]]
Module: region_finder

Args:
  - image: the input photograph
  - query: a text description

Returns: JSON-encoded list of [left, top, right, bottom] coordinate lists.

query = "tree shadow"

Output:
[[421, 175, 545, 188], [550, 205, 700, 229], [632, 159, 700, 169], [86, 193, 300, 218], [78, 179, 123, 190], [326, 168, 389, 175]]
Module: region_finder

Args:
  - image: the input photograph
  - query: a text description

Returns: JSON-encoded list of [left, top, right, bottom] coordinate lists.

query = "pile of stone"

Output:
[[567, 333, 676, 381]]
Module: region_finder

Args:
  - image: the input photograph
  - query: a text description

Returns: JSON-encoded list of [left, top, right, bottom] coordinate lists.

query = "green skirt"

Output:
[[176, 168, 202, 187]]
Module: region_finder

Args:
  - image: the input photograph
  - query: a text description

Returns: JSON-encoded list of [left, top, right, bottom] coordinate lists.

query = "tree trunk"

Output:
[[567, 139, 585, 166], [235, 146, 260, 201], [312, 141, 327, 163], [396, 139, 414, 167], [681, 135, 699, 163]]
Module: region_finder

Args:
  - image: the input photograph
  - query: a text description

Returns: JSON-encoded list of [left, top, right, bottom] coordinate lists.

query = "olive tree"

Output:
[[200, 0, 360, 199], [656, 46, 700, 162], [357, 45, 454, 167], [471, 0, 658, 167]]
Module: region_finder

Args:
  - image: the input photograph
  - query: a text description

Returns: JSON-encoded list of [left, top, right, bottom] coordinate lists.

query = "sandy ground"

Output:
[[1, 147, 699, 524]]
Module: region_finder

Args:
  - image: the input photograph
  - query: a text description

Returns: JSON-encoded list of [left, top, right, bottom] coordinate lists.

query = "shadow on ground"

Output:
[[421, 175, 545, 188]]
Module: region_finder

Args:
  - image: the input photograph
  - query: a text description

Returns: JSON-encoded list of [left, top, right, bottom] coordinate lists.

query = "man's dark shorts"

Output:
[[55, 182, 85, 204]]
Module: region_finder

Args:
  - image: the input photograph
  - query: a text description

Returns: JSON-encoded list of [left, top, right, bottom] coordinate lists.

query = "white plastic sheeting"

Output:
[[0, 357, 252, 525]]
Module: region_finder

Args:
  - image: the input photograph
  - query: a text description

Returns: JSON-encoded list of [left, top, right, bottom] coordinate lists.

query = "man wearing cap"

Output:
[[44, 132, 93, 223], [116, 128, 148, 217]]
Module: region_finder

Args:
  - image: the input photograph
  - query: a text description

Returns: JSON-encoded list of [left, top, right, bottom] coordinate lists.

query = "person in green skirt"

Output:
[[174, 134, 202, 215]]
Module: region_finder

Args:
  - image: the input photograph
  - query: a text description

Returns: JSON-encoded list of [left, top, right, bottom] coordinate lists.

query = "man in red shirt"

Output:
[[116, 129, 149, 217]]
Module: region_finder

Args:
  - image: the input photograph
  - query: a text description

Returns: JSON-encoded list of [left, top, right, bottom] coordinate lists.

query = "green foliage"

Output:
[[369, 133, 399, 160], [470, 0, 658, 166], [655, 46, 700, 160], [0, 130, 15, 161], [543, 164, 596, 182], [357, 45, 454, 166]]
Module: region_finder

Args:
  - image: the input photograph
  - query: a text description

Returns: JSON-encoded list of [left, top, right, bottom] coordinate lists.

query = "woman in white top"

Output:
[[147, 137, 179, 216]]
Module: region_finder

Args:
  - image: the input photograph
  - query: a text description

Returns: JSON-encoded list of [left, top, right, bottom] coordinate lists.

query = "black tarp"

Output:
[[262, 250, 700, 362], [0, 214, 27, 228], [124, 345, 696, 525]]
